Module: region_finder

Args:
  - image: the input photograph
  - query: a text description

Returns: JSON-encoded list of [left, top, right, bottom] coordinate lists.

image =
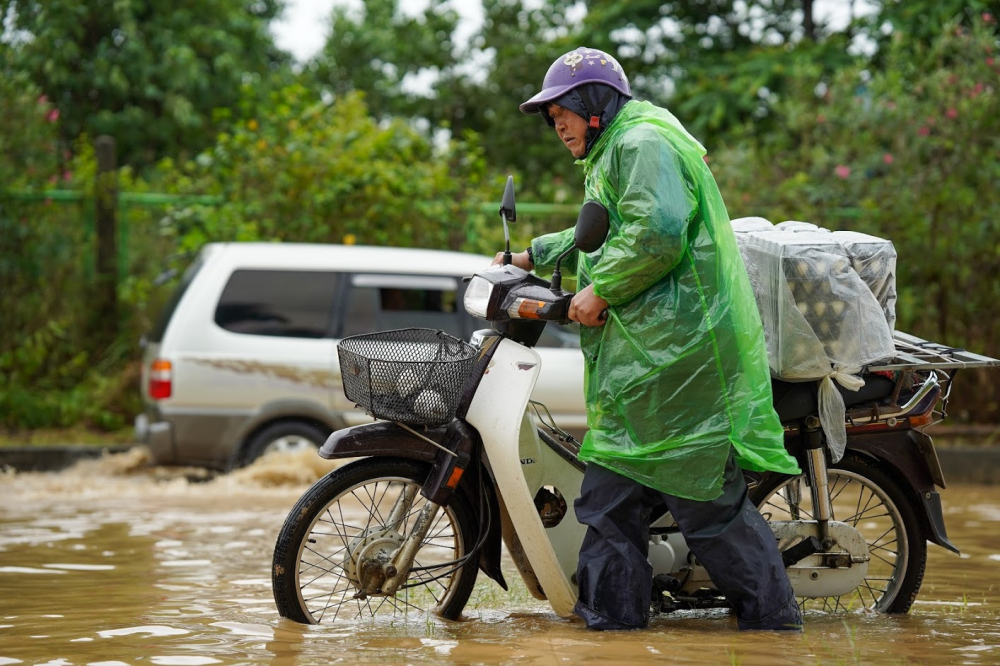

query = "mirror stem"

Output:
[[551, 246, 575, 291], [551, 266, 562, 291], [501, 213, 512, 265]]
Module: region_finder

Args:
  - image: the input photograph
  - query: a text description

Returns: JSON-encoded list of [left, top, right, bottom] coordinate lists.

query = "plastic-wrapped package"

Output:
[[775, 220, 825, 233], [736, 229, 896, 460], [731, 216, 775, 233], [831, 231, 898, 331], [738, 230, 894, 377]]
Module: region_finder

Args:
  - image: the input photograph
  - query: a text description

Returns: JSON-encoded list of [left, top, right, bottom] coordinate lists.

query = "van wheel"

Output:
[[238, 421, 328, 467]]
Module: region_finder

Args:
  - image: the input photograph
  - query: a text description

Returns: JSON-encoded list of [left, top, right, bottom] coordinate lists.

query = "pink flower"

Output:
[[835, 165, 851, 179], [946, 108, 958, 119], [984, 12, 995, 23], [918, 126, 931, 136], [988, 58, 995, 66], [62, 171, 72, 181], [883, 153, 894, 165], [46, 109, 59, 122]]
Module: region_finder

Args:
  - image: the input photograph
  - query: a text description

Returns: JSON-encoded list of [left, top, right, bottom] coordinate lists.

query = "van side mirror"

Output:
[[574, 201, 609, 253]]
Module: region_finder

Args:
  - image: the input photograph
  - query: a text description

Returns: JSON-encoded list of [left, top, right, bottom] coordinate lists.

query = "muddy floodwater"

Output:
[[1, 449, 999, 665]]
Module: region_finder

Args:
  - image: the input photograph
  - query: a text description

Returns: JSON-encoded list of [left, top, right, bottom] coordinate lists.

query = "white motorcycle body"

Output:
[[464, 336, 870, 617]]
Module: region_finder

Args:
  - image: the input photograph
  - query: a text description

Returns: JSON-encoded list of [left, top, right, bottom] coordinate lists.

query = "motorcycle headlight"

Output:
[[464, 275, 495, 319]]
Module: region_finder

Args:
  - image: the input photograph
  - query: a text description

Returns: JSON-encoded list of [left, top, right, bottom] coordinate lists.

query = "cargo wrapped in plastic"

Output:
[[731, 216, 775, 233], [831, 231, 898, 331], [734, 222, 897, 460]]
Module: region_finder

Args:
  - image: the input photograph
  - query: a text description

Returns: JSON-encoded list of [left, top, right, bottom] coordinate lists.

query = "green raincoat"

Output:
[[531, 100, 801, 501]]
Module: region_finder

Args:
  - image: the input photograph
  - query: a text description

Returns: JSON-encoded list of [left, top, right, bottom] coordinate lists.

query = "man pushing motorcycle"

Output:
[[497, 47, 804, 631]]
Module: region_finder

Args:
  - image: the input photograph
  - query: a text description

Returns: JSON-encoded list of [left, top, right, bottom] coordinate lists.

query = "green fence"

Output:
[[2, 189, 224, 279]]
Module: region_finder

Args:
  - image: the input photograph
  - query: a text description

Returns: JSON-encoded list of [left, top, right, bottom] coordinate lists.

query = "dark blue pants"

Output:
[[572, 452, 802, 631]]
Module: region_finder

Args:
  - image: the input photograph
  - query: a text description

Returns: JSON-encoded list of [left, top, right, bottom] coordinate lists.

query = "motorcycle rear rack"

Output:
[[870, 331, 1000, 372]]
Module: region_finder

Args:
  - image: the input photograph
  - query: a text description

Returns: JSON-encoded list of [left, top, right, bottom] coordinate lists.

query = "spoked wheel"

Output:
[[751, 454, 927, 614], [272, 457, 479, 624]]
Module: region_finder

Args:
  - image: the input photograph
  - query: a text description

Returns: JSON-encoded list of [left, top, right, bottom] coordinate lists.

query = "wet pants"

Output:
[[572, 451, 803, 631]]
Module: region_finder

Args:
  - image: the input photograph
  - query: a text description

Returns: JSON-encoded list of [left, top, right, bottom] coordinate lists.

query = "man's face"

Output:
[[546, 103, 589, 159]]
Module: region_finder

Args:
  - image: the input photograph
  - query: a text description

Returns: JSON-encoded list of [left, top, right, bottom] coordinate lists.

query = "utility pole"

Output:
[[803, 0, 816, 41], [94, 135, 118, 342]]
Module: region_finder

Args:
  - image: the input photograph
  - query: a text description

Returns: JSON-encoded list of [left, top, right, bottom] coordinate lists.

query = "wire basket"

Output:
[[338, 328, 478, 426]]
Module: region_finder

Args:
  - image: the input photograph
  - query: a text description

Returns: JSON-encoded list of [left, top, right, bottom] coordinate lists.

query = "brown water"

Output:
[[1, 448, 999, 665]]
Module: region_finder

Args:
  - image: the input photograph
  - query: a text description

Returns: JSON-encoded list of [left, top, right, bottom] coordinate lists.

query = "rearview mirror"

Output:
[[499, 175, 516, 265], [574, 201, 609, 253], [499, 175, 516, 223]]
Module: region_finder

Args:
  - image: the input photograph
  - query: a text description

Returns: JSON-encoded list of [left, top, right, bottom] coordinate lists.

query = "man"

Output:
[[499, 47, 804, 631]]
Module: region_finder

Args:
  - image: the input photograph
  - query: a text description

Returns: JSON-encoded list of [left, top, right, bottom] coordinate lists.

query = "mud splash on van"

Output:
[[190, 358, 339, 389]]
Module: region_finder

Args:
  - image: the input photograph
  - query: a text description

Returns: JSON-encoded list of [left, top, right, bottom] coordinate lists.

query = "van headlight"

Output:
[[464, 276, 495, 319]]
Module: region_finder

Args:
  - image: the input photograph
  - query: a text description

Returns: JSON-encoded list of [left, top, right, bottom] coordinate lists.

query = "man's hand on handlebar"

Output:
[[569, 284, 610, 327], [491, 250, 533, 270]]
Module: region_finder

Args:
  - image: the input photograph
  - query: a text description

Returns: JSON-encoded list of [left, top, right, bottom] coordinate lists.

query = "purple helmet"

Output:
[[520, 47, 631, 115]]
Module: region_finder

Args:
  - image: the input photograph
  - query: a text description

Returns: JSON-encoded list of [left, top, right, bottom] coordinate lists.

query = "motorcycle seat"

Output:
[[770, 374, 896, 424]]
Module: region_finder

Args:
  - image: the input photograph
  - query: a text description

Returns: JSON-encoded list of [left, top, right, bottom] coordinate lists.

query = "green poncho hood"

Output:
[[531, 100, 800, 500]]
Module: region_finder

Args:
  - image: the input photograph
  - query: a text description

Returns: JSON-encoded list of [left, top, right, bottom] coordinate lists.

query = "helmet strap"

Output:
[[580, 86, 618, 158], [583, 87, 616, 130]]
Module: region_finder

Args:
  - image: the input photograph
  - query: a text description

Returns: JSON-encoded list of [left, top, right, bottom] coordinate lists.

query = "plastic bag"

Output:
[[736, 225, 896, 460]]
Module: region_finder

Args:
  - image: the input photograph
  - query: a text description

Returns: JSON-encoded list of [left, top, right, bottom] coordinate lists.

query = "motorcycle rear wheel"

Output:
[[751, 453, 927, 614], [272, 457, 479, 624]]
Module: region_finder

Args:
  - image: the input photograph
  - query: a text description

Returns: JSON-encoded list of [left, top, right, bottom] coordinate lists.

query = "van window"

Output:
[[149, 256, 205, 343], [341, 274, 467, 338], [215, 269, 339, 338]]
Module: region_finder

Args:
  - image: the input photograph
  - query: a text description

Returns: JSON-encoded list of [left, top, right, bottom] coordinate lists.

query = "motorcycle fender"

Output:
[[847, 431, 959, 554], [462, 453, 508, 591], [317, 420, 509, 589], [318, 421, 443, 462]]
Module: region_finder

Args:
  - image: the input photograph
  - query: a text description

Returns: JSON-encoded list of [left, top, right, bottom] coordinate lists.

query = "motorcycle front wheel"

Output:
[[272, 457, 479, 624], [751, 453, 927, 614]]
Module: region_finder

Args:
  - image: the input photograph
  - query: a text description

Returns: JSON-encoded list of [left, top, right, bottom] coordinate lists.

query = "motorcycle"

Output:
[[271, 177, 999, 624]]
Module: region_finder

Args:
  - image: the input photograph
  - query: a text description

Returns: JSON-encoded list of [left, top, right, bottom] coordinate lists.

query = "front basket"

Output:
[[337, 328, 477, 426]]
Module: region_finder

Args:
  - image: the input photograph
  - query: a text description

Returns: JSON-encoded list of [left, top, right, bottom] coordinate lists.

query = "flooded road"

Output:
[[1, 448, 999, 665]]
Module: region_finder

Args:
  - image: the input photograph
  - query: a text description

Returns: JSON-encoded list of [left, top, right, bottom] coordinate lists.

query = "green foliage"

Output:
[[3, 0, 290, 169], [0, 68, 61, 187], [711, 18, 1000, 418], [157, 85, 494, 252], [3, 1, 999, 431], [296, 1, 863, 196], [309, 0, 460, 119], [577, 1, 833, 139], [298, 0, 587, 200], [860, 0, 1000, 56]]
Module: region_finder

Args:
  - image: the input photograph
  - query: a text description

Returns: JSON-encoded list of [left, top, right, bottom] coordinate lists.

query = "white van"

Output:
[[135, 242, 585, 468]]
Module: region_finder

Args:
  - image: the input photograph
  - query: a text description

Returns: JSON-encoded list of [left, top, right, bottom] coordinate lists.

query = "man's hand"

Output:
[[569, 284, 610, 327], [492, 250, 533, 270]]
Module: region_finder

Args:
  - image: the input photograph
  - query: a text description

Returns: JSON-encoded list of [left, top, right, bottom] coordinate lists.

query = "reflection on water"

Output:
[[1, 448, 999, 665]]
